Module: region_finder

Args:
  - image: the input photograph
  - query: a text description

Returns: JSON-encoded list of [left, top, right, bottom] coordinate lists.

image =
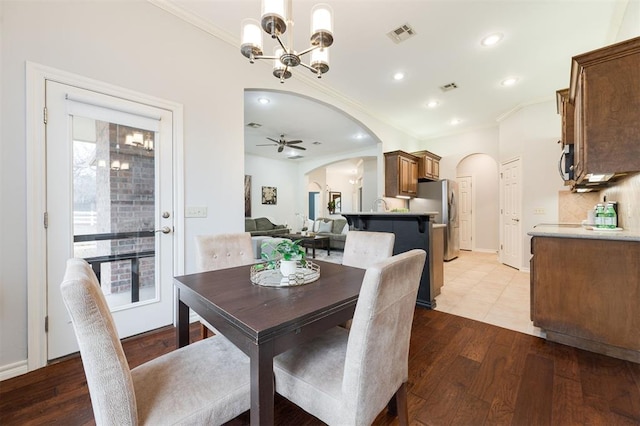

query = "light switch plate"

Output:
[[186, 206, 207, 218]]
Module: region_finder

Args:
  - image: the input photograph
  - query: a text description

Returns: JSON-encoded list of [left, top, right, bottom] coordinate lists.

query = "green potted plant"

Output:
[[327, 200, 336, 214], [261, 239, 306, 276]]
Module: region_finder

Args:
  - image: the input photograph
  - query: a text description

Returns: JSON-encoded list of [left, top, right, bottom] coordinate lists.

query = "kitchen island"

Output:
[[342, 212, 439, 308], [528, 224, 640, 363]]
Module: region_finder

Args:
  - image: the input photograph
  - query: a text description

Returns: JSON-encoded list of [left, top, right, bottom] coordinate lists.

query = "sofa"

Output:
[[307, 217, 349, 250], [245, 217, 289, 237]]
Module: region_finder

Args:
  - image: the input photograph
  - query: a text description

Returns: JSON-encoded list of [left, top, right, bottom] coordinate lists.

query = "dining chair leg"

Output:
[[387, 382, 409, 426]]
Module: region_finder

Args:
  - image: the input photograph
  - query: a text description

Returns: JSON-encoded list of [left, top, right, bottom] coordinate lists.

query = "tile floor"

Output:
[[436, 250, 545, 338]]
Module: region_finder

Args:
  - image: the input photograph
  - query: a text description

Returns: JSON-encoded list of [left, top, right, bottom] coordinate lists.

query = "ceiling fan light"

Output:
[[310, 4, 333, 47], [261, 0, 287, 37], [241, 18, 264, 59]]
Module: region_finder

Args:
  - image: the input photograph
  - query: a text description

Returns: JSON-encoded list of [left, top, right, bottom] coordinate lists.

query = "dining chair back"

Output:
[[195, 232, 255, 337], [342, 231, 395, 269], [195, 232, 255, 272], [274, 249, 426, 426], [60, 258, 250, 425]]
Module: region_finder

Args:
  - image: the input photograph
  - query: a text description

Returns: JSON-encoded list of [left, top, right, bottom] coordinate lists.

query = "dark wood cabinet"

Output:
[[384, 150, 418, 198], [530, 236, 640, 363], [555, 88, 575, 146], [411, 150, 441, 181], [569, 37, 640, 184]]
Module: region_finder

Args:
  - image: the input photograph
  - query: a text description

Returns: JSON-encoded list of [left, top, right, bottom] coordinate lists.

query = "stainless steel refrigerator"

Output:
[[409, 179, 460, 261]]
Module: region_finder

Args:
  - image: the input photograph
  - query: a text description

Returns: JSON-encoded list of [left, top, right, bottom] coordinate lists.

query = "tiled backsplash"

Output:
[[602, 172, 640, 231], [558, 172, 639, 231]]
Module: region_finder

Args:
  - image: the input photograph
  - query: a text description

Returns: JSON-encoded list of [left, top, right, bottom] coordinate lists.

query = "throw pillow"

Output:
[[341, 222, 349, 235], [318, 221, 333, 233]]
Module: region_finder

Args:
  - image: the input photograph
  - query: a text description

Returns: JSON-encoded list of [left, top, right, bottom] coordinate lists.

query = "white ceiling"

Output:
[[160, 0, 631, 162]]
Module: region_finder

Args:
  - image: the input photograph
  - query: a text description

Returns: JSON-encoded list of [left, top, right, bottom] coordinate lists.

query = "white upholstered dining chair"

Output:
[[195, 232, 255, 338], [60, 258, 250, 425], [342, 231, 395, 269], [341, 230, 395, 329], [273, 249, 426, 426]]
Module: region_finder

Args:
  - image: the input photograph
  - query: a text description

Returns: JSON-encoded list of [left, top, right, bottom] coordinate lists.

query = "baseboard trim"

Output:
[[0, 360, 29, 382]]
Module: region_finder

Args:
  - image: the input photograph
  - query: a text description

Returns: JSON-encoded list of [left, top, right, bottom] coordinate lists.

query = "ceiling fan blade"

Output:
[[278, 145, 284, 153], [266, 137, 279, 143], [289, 145, 306, 150], [285, 140, 303, 144]]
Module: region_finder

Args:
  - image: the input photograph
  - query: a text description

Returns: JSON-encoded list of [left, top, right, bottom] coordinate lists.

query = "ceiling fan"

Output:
[[257, 134, 307, 153]]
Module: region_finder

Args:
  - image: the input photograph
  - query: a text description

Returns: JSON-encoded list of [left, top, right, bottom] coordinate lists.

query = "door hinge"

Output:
[[43, 107, 48, 124], [45, 316, 49, 333], [500, 244, 503, 250], [44, 211, 49, 229]]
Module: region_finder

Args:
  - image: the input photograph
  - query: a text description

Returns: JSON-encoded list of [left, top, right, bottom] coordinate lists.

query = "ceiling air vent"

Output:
[[439, 82, 459, 92], [246, 122, 262, 128], [288, 155, 304, 160], [387, 23, 416, 44]]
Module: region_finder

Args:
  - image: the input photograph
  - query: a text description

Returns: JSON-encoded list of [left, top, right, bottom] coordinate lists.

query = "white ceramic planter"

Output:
[[280, 260, 298, 277]]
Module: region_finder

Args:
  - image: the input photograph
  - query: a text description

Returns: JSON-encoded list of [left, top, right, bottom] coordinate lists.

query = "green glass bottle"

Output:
[[604, 203, 617, 229]]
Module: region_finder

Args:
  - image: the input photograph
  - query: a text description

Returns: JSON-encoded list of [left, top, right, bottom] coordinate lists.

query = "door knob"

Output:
[[155, 226, 171, 234]]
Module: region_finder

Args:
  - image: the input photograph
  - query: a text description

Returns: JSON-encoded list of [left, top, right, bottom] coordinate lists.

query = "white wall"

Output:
[[244, 154, 300, 228], [457, 154, 500, 251], [0, 1, 420, 372], [499, 100, 565, 269]]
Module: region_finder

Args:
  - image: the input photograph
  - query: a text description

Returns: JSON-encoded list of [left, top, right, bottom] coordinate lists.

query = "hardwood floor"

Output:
[[1, 309, 639, 425]]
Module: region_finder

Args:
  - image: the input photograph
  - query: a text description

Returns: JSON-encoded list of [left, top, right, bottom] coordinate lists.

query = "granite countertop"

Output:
[[528, 224, 640, 242], [341, 211, 439, 217]]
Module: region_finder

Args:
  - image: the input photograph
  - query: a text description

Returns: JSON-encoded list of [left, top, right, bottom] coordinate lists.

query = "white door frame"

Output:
[[26, 62, 184, 370]]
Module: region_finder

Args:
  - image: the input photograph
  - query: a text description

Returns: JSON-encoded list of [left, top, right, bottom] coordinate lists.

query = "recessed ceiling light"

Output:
[[393, 72, 405, 81], [257, 97, 270, 104], [354, 133, 365, 139], [450, 118, 462, 125], [501, 77, 518, 86], [481, 32, 503, 47], [426, 100, 439, 108]]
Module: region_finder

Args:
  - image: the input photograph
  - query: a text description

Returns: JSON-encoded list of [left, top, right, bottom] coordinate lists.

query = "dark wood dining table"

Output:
[[174, 260, 366, 426]]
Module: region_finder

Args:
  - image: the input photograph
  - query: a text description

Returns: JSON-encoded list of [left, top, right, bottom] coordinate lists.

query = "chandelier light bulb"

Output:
[[241, 18, 264, 61], [310, 47, 329, 77], [261, 0, 287, 36], [310, 4, 333, 47]]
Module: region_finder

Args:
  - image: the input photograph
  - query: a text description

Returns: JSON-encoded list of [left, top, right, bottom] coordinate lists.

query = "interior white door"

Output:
[[458, 176, 473, 250], [500, 158, 522, 269], [45, 80, 175, 360]]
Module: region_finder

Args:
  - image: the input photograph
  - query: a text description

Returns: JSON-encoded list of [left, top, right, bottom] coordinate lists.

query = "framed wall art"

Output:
[[261, 186, 277, 205]]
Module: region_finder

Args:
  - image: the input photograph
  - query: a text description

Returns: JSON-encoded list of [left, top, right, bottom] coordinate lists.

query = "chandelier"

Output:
[[241, 0, 334, 83]]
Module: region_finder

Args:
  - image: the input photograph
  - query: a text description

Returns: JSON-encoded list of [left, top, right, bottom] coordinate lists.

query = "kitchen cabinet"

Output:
[[569, 37, 640, 184], [412, 150, 441, 181], [530, 234, 640, 363], [555, 88, 574, 146], [384, 150, 418, 198]]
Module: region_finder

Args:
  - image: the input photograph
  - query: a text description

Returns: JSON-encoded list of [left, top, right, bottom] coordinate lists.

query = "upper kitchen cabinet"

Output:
[[556, 89, 575, 146], [384, 150, 418, 198], [569, 37, 640, 185], [412, 150, 441, 181]]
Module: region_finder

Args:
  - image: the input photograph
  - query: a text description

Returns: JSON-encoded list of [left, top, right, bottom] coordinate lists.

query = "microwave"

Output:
[[558, 144, 574, 181]]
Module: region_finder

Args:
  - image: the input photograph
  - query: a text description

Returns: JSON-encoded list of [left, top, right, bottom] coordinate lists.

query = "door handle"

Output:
[[155, 226, 171, 234], [513, 218, 520, 222]]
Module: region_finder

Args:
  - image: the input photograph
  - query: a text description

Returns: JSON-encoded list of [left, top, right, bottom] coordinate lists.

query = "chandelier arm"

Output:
[[254, 55, 279, 60], [297, 45, 320, 57], [299, 62, 317, 72], [274, 34, 288, 52]]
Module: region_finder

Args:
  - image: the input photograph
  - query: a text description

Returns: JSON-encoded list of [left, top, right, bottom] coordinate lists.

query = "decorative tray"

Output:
[[250, 260, 320, 287]]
